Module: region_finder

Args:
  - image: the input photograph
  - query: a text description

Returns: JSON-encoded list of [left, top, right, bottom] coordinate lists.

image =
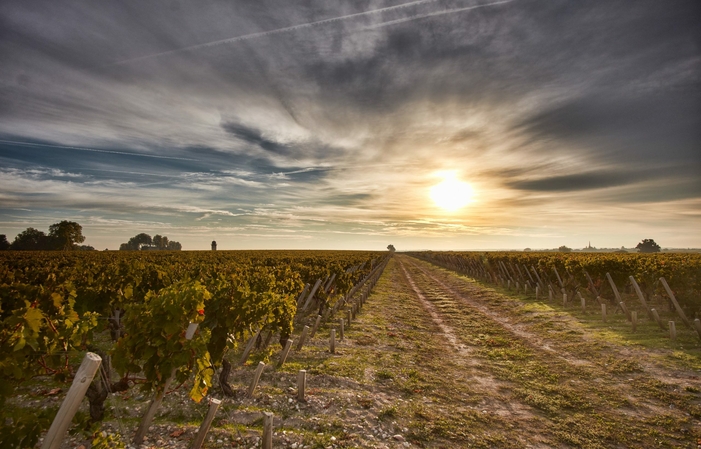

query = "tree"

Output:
[[48, 220, 85, 250], [0, 235, 9, 250], [167, 241, 182, 251], [153, 234, 169, 250], [387, 244, 396, 252], [10, 228, 50, 250], [636, 239, 661, 253], [558, 245, 572, 253], [120, 233, 152, 250]]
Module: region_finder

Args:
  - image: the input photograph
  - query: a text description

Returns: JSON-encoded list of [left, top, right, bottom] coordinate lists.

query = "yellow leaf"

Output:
[[24, 307, 44, 335], [51, 292, 63, 309]]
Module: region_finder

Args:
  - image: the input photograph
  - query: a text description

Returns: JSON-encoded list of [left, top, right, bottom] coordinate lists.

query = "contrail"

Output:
[[0, 139, 200, 162], [104, 0, 489, 67], [362, 0, 514, 30]]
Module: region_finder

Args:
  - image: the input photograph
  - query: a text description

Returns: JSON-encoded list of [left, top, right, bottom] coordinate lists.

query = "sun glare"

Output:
[[430, 173, 474, 211]]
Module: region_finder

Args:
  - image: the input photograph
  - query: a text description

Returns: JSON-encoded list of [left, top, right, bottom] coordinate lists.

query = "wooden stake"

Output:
[[548, 287, 553, 302], [619, 302, 632, 322], [535, 285, 539, 300], [262, 412, 274, 449], [277, 339, 293, 367], [669, 321, 677, 340], [346, 310, 352, 328], [42, 353, 102, 449], [629, 276, 653, 319], [239, 329, 261, 366], [339, 318, 344, 341], [631, 311, 637, 332], [694, 319, 701, 341], [309, 315, 322, 338], [601, 303, 607, 323], [190, 398, 222, 449], [296, 326, 310, 351], [302, 279, 323, 311], [651, 308, 665, 330], [578, 292, 586, 314], [296, 283, 310, 307], [330, 329, 336, 354], [606, 272, 623, 304], [562, 293, 567, 307], [134, 367, 176, 444], [660, 277, 692, 328], [297, 370, 306, 402], [247, 362, 266, 397]]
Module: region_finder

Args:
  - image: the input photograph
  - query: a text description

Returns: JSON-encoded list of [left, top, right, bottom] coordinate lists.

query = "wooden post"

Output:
[[297, 370, 306, 402], [562, 293, 567, 307], [553, 267, 565, 289], [651, 308, 665, 330], [262, 330, 274, 350], [339, 318, 344, 341], [507, 279, 511, 290], [694, 319, 701, 341], [239, 330, 261, 365], [190, 398, 222, 449], [134, 367, 176, 444], [660, 277, 692, 329], [346, 310, 352, 328], [330, 329, 336, 354], [185, 323, 199, 340], [247, 362, 266, 397], [309, 315, 322, 338], [669, 321, 677, 340], [629, 276, 653, 319], [302, 279, 323, 311], [262, 412, 274, 449], [619, 302, 632, 322], [535, 285, 539, 300], [631, 311, 637, 332], [578, 292, 586, 314], [296, 326, 310, 351], [296, 284, 310, 307], [606, 273, 623, 304], [548, 287, 553, 302], [277, 339, 293, 367], [601, 303, 607, 323], [42, 353, 102, 449]]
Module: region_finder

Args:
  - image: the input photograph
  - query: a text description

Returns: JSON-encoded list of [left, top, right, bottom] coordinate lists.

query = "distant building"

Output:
[[211, 240, 217, 251]]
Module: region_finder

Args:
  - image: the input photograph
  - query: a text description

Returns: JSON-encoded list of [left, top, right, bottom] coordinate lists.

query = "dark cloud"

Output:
[[221, 122, 291, 156]]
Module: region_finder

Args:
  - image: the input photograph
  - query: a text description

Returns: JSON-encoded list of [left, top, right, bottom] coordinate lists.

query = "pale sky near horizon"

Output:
[[1, 0, 699, 251]]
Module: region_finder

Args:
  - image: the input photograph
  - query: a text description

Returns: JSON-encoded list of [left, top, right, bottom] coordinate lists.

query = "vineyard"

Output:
[[2, 249, 701, 448], [408, 251, 701, 326], [0, 250, 388, 448]]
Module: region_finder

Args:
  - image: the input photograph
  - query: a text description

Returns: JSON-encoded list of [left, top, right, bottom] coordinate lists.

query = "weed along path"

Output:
[[383, 255, 701, 448]]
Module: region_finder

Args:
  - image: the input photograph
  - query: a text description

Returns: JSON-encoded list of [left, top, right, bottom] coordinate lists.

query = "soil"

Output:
[[24, 255, 701, 448]]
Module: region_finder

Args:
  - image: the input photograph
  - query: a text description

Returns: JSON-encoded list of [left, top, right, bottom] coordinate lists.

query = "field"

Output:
[[1, 251, 701, 448]]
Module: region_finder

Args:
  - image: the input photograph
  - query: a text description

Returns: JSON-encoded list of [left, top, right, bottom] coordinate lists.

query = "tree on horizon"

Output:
[[636, 239, 661, 253]]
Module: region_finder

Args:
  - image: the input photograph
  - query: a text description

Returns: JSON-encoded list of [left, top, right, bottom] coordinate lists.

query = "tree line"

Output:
[[0, 222, 183, 251], [0, 221, 92, 251], [119, 233, 181, 251]]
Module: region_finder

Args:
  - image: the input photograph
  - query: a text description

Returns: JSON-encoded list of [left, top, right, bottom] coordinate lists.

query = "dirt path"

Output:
[[390, 255, 701, 448]]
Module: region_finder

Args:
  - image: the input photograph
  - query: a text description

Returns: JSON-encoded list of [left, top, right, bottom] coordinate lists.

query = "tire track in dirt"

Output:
[[402, 256, 594, 368], [395, 257, 541, 422]]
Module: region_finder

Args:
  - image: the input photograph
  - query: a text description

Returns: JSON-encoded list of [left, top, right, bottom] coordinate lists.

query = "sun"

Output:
[[430, 173, 474, 211]]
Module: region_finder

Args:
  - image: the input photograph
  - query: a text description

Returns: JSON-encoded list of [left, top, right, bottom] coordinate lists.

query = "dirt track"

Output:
[[386, 255, 701, 448]]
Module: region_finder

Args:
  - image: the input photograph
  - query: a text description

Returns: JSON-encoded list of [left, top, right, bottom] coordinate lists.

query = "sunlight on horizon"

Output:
[[430, 172, 475, 212]]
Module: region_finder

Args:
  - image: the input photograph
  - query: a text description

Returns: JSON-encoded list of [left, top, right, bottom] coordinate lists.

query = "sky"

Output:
[[0, 0, 699, 251]]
